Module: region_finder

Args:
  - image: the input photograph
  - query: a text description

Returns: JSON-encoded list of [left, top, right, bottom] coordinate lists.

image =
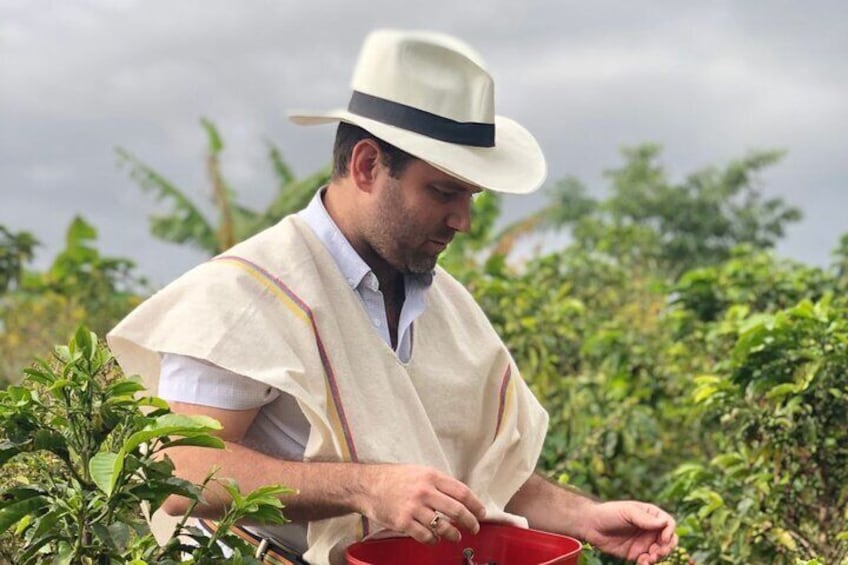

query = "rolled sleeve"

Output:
[[158, 353, 280, 410]]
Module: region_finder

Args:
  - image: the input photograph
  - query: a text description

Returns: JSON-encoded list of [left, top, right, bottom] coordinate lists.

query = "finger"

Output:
[[426, 492, 482, 534], [630, 505, 669, 531], [434, 475, 487, 520], [668, 533, 679, 552], [656, 533, 677, 558], [408, 517, 440, 545], [656, 543, 671, 560], [429, 510, 462, 543], [661, 516, 677, 544], [648, 541, 660, 558]]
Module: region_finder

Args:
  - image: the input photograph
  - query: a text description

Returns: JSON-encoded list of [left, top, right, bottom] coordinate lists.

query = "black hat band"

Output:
[[348, 90, 495, 148]]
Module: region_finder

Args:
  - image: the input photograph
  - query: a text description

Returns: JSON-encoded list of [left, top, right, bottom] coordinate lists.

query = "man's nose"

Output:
[[446, 196, 472, 233]]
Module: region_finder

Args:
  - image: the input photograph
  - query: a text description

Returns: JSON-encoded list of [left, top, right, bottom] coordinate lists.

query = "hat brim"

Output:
[[288, 110, 547, 195]]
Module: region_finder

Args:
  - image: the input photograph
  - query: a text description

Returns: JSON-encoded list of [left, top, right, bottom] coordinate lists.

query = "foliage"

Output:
[[671, 246, 835, 324], [832, 233, 848, 283], [465, 238, 848, 563], [0, 227, 38, 295], [664, 296, 848, 564], [406, 143, 837, 563], [0, 327, 291, 563], [470, 247, 693, 501], [117, 118, 331, 255], [0, 218, 144, 384], [495, 144, 802, 277], [20, 216, 144, 323]]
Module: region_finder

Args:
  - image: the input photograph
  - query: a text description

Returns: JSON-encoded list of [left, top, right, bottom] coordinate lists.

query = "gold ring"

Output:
[[428, 510, 445, 531]]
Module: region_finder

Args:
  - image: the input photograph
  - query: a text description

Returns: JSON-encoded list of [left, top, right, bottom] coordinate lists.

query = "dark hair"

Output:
[[332, 122, 416, 180]]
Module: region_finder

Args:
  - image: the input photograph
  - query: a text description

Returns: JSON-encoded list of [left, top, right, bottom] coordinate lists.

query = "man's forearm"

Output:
[[505, 473, 598, 539], [163, 440, 371, 522]]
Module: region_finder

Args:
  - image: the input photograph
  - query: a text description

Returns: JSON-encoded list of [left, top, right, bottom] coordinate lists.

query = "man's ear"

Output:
[[349, 139, 384, 193]]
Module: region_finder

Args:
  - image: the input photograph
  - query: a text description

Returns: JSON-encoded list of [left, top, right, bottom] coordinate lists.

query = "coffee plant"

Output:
[[0, 327, 291, 564]]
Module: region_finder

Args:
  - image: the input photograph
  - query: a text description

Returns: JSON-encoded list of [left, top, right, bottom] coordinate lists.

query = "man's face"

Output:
[[363, 159, 481, 274]]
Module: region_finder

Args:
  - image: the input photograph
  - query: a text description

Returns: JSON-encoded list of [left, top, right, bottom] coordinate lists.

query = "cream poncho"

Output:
[[108, 216, 548, 564]]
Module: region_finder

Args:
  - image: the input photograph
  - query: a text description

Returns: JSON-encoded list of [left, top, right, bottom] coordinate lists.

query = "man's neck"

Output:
[[322, 182, 405, 344]]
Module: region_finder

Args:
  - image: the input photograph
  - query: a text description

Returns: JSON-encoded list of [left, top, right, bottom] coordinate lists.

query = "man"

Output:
[[108, 29, 677, 564]]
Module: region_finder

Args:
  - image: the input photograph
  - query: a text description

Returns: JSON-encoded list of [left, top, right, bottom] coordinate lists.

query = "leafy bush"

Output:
[[0, 227, 37, 295], [0, 327, 291, 564], [665, 297, 848, 564], [0, 218, 144, 384], [464, 238, 848, 563]]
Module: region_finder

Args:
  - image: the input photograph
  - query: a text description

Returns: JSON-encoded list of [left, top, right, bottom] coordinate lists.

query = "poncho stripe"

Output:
[[213, 255, 359, 463], [494, 364, 514, 440]]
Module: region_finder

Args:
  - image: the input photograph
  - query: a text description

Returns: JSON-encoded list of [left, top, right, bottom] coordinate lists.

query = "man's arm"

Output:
[[161, 401, 487, 544], [506, 473, 678, 565], [505, 472, 597, 538]]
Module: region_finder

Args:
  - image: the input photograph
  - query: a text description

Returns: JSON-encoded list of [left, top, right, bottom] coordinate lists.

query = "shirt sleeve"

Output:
[[158, 352, 280, 410]]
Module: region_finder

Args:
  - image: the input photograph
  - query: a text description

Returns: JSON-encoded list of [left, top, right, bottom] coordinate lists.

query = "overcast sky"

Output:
[[1, 0, 846, 286]]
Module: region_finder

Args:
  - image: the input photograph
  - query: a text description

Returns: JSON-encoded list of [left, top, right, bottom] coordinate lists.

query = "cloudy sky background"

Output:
[[1, 0, 846, 286]]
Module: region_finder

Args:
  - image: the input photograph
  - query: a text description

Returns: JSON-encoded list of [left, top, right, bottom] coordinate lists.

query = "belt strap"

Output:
[[197, 519, 306, 565]]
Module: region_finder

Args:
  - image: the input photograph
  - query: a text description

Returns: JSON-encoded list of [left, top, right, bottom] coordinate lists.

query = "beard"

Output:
[[364, 178, 446, 274]]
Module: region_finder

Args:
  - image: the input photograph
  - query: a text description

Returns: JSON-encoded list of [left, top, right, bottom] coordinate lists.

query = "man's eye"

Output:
[[432, 186, 454, 199]]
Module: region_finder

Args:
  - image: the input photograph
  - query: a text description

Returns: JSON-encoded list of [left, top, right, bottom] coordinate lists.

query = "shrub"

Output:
[[0, 327, 291, 564]]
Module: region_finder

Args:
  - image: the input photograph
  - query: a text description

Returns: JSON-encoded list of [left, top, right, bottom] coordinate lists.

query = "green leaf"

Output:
[[711, 452, 746, 469], [796, 359, 821, 390], [106, 378, 147, 398], [0, 494, 47, 535], [692, 374, 723, 403], [131, 476, 202, 509], [54, 345, 72, 363], [765, 382, 799, 400], [22, 367, 56, 387], [65, 216, 97, 247], [0, 441, 22, 465], [90, 452, 124, 496], [54, 540, 73, 565], [18, 532, 61, 564], [90, 522, 115, 550], [73, 326, 99, 362], [160, 435, 226, 450], [47, 378, 71, 398], [26, 509, 61, 545], [201, 117, 224, 154], [122, 413, 222, 454], [108, 521, 131, 552], [772, 527, 798, 551], [266, 140, 295, 185], [116, 146, 217, 253], [137, 396, 170, 410]]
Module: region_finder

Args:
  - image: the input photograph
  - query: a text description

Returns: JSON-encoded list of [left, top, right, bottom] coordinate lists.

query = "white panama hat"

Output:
[[289, 29, 547, 195]]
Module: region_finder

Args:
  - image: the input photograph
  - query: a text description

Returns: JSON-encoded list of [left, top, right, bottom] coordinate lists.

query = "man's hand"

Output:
[[583, 501, 677, 565], [356, 464, 487, 545], [506, 474, 677, 564]]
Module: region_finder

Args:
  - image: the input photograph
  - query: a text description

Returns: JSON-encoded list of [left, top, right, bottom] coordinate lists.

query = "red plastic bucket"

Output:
[[346, 522, 581, 565]]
